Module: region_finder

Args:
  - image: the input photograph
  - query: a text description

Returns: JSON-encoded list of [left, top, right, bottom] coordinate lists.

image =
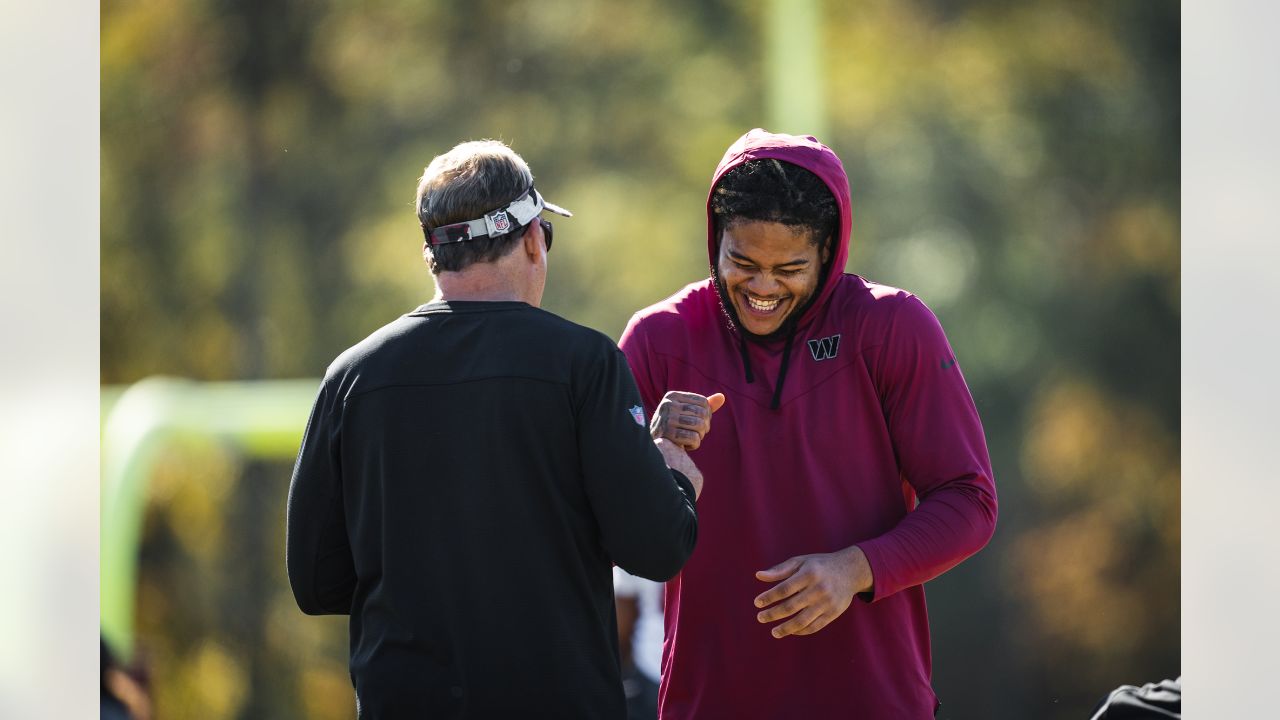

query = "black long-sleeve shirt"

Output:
[[286, 300, 698, 719]]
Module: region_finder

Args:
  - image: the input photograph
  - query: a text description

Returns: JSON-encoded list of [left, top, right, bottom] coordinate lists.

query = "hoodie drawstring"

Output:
[[769, 326, 797, 410], [738, 336, 755, 383], [737, 327, 797, 409]]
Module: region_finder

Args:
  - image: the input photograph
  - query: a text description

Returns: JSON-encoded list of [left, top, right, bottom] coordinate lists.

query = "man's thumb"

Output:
[[708, 392, 726, 413]]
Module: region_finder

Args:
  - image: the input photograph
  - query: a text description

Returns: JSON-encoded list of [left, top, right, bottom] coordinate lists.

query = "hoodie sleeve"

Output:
[[286, 379, 357, 615], [575, 339, 697, 582], [855, 295, 998, 601], [619, 312, 664, 417]]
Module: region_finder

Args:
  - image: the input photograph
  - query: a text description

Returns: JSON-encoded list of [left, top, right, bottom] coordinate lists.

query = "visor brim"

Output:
[[542, 199, 573, 218]]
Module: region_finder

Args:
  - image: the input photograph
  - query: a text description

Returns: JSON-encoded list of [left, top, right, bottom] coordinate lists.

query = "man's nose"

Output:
[[746, 273, 780, 295]]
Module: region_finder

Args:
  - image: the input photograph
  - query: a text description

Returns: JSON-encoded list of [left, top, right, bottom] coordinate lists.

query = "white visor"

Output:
[[424, 187, 572, 246]]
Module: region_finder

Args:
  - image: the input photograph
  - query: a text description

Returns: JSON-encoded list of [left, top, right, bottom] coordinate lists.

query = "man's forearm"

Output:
[[855, 477, 997, 601]]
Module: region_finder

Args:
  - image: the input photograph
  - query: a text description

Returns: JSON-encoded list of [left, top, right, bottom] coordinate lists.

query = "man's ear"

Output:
[[821, 234, 833, 265], [522, 223, 543, 261]]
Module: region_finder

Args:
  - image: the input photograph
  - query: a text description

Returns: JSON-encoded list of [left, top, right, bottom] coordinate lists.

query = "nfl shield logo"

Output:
[[492, 210, 511, 233], [629, 405, 645, 426]]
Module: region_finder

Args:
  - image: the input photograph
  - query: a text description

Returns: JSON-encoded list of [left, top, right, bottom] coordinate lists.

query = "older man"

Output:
[[287, 140, 709, 719]]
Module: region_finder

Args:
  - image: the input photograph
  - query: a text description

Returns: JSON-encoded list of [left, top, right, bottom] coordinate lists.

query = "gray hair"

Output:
[[415, 140, 535, 273]]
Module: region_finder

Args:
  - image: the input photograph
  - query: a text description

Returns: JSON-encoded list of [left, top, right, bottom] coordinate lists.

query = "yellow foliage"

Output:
[[188, 641, 249, 719], [1011, 507, 1144, 656], [1022, 378, 1176, 506], [151, 442, 240, 560], [1015, 377, 1179, 676], [301, 667, 358, 720]]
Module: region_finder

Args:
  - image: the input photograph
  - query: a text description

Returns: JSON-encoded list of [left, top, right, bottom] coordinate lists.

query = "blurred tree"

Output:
[[104, 1, 1178, 718]]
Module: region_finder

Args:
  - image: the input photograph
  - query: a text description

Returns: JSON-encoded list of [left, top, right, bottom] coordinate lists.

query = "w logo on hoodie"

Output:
[[807, 334, 841, 361]]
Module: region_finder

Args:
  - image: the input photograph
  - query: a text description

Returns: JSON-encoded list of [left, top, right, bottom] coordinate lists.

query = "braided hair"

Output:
[[710, 158, 838, 249]]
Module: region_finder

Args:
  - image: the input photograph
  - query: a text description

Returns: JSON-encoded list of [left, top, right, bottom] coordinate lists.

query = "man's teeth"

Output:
[[747, 296, 780, 312]]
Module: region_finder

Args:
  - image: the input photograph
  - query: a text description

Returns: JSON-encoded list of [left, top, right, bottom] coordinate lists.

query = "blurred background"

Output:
[[100, 1, 1179, 718]]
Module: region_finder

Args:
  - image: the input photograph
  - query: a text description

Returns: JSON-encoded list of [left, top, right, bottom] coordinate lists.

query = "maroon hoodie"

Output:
[[619, 129, 998, 719]]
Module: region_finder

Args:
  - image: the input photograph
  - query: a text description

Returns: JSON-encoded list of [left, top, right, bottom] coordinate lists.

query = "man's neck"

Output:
[[432, 268, 529, 304]]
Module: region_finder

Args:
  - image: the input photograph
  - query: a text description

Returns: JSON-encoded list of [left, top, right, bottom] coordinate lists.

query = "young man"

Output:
[[287, 140, 708, 719], [620, 129, 998, 718]]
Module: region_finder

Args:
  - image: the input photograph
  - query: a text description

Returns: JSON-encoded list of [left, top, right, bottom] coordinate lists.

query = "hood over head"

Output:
[[706, 128, 853, 336], [704, 129, 853, 410]]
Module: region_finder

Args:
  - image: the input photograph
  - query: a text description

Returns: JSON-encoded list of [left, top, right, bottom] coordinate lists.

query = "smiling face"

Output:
[[716, 220, 829, 338]]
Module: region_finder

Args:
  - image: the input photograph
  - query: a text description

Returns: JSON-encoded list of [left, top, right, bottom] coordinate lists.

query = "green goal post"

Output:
[[100, 377, 319, 660]]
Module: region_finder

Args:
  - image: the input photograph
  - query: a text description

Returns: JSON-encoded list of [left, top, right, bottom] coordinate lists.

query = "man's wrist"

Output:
[[845, 544, 875, 597], [668, 468, 699, 502]]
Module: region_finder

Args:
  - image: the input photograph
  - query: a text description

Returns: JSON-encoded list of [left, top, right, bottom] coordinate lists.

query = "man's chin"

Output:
[[736, 308, 793, 342], [741, 318, 783, 337]]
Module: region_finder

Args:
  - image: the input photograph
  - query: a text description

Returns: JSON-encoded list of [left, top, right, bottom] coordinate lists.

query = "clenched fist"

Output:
[[650, 391, 726, 451]]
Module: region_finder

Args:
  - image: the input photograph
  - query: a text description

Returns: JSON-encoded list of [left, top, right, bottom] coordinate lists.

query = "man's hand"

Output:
[[650, 391, 726, 451], [752, 545, 874, 638], [654, 438, 704, 499]]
